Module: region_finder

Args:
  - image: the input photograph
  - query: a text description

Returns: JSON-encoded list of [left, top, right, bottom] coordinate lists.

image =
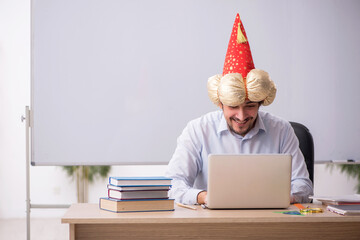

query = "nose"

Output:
[[235, 107, 247, 121]]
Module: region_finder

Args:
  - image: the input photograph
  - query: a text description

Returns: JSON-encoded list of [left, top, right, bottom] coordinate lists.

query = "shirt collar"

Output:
[[244, 111, 267, 139], [217, 113, 229, 135], [217, 111, 267, 138]]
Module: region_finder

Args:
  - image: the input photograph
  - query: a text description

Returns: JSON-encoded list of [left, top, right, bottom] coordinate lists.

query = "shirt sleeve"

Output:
[[165, 121, 204, 205], [281, 123, 314, 203]]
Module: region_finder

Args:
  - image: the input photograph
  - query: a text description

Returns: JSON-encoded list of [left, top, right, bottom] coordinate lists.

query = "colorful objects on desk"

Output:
[[300, 208, 324, 214], [274, 204, 324, 216], [273, 211, 303, 216], [273, 203, 304, 215], [294, 203, 306, 210], [294, 203, 324, 214]]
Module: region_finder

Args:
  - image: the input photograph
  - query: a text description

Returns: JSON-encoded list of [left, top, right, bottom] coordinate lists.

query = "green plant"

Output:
[[327, 164, 360, 194], [337, 164, 360, 194], [62, 166, 111, 182], [61, 166, 111, 202]]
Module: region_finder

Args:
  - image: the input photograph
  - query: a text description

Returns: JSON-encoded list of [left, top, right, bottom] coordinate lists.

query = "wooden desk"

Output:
[[62, 203, 360, 240]]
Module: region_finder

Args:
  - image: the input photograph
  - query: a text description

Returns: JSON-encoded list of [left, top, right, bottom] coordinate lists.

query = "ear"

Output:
[[219, 102, 223, 109]]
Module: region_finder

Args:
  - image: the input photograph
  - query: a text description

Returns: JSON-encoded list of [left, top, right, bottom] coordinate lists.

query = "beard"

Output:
[[227, 116, 257, 136]]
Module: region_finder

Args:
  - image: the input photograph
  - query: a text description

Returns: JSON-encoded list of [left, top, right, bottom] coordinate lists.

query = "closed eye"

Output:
[[246, 104, 257, 108]]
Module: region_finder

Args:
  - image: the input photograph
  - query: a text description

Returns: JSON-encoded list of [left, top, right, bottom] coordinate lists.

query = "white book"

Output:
[[310, 194, 360, 203], [107, 184, 171, 191], [327, 204, 360, 216]]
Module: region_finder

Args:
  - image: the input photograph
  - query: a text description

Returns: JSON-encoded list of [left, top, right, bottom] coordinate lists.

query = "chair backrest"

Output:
[[289, 122, 314, 184]]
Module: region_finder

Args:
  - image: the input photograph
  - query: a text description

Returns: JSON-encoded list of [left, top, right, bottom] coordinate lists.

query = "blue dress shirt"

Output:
[[165, 110, 313, 204]]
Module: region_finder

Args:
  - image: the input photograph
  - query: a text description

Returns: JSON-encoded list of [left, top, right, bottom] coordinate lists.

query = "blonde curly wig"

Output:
[[207, 69, 276, 107]]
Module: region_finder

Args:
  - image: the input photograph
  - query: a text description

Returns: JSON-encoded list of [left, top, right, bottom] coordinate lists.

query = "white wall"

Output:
[[1, 0, 31, 218], [29, 0, 360, 165], [0, 0, 358, 218]]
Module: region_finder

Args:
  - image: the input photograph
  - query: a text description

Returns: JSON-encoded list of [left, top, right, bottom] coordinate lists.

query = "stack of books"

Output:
[[310, 194, 360, 216], [327, 204, 360, 216], [99, 176, 174, 213], [309, 194, 360, 206]]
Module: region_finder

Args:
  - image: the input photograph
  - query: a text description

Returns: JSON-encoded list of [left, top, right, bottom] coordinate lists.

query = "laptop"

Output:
[[206, 154, 292, 209]]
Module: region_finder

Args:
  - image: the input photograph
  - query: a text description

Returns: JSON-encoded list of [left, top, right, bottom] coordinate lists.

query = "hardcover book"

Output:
[[327, 204, 360, 216], [109, 176, 172, 187], [99, 197, 175, 213], [310, 194, 360, 205], [107, 184, 171, 191], [108, 189, 169, 200], [317, 200, 360, 206]]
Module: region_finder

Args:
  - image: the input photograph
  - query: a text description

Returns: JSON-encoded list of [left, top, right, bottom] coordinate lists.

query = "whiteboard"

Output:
[[31, 0, 360, 165]]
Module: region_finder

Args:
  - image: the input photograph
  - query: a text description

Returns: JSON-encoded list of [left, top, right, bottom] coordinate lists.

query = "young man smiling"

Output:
[[222, 101, 261, 137], [165, 14, 313, 205]]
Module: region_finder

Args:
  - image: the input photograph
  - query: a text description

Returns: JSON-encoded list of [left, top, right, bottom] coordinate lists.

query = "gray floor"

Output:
[[0, 218, 68, 240]]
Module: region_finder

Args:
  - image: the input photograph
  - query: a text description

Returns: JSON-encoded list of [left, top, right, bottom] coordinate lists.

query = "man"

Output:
[[165, 14, 313, 205]]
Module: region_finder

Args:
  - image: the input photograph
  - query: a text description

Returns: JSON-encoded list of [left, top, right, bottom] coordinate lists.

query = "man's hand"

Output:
[[290, 195, 295, 203], [197, 191, 207, 204]]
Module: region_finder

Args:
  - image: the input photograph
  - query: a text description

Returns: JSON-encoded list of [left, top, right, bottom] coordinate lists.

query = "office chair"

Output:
[[290, 122, 314, 184]]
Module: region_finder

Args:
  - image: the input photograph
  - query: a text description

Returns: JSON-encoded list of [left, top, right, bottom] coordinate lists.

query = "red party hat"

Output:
[[222, 14, 255, 77]]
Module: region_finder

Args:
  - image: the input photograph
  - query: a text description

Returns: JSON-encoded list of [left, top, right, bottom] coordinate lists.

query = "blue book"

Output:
[[99, 197, 175, 213], [109, 176, 172, 187]]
